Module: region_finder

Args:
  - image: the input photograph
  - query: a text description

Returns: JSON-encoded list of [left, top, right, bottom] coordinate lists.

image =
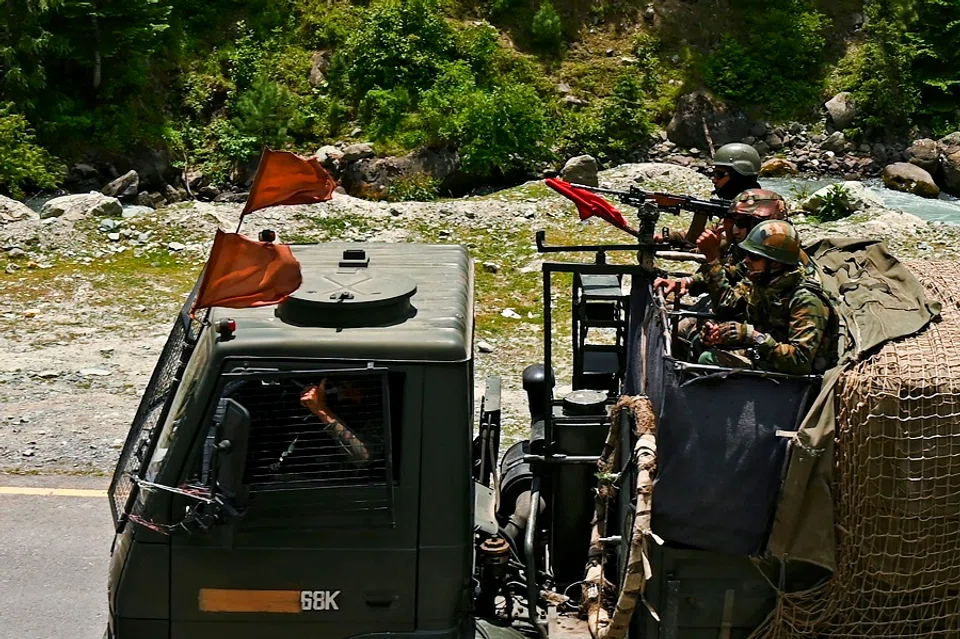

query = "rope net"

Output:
[[757, 260, 960, 637]]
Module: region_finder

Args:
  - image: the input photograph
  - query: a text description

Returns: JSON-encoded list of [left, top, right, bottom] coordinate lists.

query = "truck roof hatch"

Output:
[[276, 249, 418, 328]]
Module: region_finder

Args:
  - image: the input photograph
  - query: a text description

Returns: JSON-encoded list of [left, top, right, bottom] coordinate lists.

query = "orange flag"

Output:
[[242, 148, 337, 218], [192, 229, 303, 312]]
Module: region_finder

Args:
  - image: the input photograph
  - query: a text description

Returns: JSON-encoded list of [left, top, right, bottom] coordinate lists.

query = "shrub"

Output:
[[0, 105, 63, 199], [703, 0, 827, 119], [385, 173, 441, 202], [531, 1, 563, 52], [229, 75, 304, 155], [811, 184, 854, 222], [558, 73, 654, 163]]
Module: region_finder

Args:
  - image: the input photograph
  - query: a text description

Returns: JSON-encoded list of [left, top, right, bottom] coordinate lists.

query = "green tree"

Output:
[[0, 0, 61, 110], [0, 104, 63, 199], [912, 0, 960, 131], [703, 0, 827, 119], [531, 1, 563, 52]]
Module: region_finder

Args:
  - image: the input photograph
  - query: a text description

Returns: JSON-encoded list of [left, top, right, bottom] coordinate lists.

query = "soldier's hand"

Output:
[[696, 229, 722, 264], [300, 378, 330, 417], [654, 277, 690, 297], [706, 321, 753, 346]]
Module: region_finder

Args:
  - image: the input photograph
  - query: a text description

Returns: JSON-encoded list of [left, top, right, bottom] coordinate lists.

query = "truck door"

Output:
[[169, 366, 420, 639]]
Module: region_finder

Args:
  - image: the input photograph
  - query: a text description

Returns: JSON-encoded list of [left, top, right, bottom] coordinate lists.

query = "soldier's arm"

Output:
[[755, 291, 829, 375], [701, 261, 748, 318]]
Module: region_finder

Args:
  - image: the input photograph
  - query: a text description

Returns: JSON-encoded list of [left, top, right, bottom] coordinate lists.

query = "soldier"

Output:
[[654, 188, 787, 299], [710, 143, 762, 200], [697, 220, 837, 376]]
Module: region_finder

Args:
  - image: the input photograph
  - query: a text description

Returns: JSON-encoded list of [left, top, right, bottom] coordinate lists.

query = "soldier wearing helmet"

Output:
[[697, 220, 837, 375], [654, 189, 787, 300], [710, 142, 762, 199]]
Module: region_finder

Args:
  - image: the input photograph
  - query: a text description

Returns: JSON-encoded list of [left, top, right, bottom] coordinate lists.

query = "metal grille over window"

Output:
[[108, 309, 205, 528], [223, 371, 394, 524]]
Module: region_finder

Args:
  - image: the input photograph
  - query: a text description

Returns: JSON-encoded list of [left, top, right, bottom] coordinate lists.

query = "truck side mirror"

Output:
[[213, 398, 251, 499]]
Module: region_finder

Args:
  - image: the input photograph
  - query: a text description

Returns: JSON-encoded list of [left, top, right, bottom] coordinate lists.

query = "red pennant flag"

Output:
[[242, 149, 338, 218], [191, 229, 303, 312], [545, 178, 632, 232]]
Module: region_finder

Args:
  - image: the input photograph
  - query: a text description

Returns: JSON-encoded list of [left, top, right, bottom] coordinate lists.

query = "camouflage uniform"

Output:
[[702, 265, 835, 374], [698, 220, 837, 375]]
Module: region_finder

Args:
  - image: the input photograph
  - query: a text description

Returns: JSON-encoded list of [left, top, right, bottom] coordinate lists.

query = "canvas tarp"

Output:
[[765, 237, 942, 573]]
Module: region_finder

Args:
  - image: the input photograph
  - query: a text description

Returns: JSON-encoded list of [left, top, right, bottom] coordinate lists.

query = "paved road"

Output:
[[0, 475, 111, 639]]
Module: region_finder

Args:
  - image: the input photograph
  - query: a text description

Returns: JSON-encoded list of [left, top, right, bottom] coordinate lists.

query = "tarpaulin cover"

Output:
[[628, 282, 818, 555], [626, 238, 940, 570]]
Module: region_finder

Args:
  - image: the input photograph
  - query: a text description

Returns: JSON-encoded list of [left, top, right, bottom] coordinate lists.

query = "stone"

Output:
[[821, 131, 847, 154], [107, 232, 121, 242], [752, 141, 770, 156], [882, 162, 940, 199], [214, 191, 249, 203], [501, 308, 521, 319], [168, 242, 186, 251], [135, 191, 156, 209], [163, 184, 184, 203], [560, 155, 599, 186], [556, 82, 572, 95], [79, 368, 112, 376], [481, 261, 499, 274], [63, 163, 101, 192], [197, 185, 220, 201], [309, 50, 331, 88], [40, 192, 122, 221], [341, 143, 376, 165], [101, 170, 139, 202], [184, 169, 208, 192], [342, 146, 460, 197], [99, 218, 119, 231], [122, 206, 152, 219], [759, 158, 799, 177], [824, 92, 858, 130], [749, 121, 769, 138], [666, 90, 755, 150], [766, 133, 784, 150], [741, 136, 757, 146], [6, 248, 27, 260], [562, 95, 585, 107], [477, 340, 494, 353], [315, 145, 344, 170], [941, 150, 960, 195], [801, 181, 885, 213], [789, 122, 803, 135], [0, 195, 38, 223]]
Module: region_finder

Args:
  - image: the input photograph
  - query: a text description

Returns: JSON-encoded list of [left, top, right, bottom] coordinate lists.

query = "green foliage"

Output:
[[811, 183, 854, 222], [558, 72, 653, 163], [703, 0, 827, 119], [911, 0, 960, 127], [230, 75, 304, 153], [0, 104, 63, 199], [844, 0, 919, 135], [335, 0, 456, 100], [530, 1, 563, 52], [384, 172, 441, 202]]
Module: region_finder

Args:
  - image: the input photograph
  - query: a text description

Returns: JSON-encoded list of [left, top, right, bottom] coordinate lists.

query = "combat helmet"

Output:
[[739, 220, 800, 266], [729, 189, 787, 220], [713, 143, 761, 177]]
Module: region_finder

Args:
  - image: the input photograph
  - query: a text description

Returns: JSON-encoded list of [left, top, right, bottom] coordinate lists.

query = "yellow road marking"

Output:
[[0, 486, 106, 498]]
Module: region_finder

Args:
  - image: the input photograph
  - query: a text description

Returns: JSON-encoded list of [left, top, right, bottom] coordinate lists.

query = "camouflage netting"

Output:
[[756, 260, 960, 637]]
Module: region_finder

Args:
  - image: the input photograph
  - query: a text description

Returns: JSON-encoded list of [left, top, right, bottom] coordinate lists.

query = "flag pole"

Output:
[[237, 147, 270, 233]]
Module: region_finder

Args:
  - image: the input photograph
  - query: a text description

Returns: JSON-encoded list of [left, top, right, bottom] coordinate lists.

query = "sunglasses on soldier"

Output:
[[712, 168, 730, 179], [732, 215, 758, 228]]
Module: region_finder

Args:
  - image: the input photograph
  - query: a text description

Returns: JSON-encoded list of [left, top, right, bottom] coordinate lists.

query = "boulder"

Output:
[[63, 163, 101, 193], [560, 155, 599, 186], [882, 162, 940, 199], [129, 148, 177, 190], [824, 92, 858, 130], [315, 145, 344, 171], [184, 169, 208, 193], [801, 181, 885, 214], [937, 133, 960, 194], [0, 195, 39, 223], [903, 138, 939, 174], [40, 192, 122, 221], [341, 143, 375, 165], [101, 170, 139, 202], [342, 146, 460, 197], [759, 158, 799, 177], [309, 51, 331, 88], [666, 91, 754, 151], [821, 131, 847, 154]]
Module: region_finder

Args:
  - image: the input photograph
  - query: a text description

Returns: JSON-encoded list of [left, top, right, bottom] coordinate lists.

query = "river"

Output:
[[764, 176, 960, 224]]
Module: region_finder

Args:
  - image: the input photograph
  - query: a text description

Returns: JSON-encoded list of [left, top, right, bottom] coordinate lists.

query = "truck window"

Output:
[[218, 371, 396, 492]]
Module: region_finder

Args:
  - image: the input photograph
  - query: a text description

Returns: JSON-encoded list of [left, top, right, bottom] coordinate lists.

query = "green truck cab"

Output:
[[106, 236, 818, 639]]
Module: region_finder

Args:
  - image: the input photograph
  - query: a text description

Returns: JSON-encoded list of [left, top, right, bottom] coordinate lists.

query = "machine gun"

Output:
[[567, 182, 733, 246]]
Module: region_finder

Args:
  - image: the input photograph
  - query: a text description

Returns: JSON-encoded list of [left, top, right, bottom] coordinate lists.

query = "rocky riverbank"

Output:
[[0, 162, 958, 475]]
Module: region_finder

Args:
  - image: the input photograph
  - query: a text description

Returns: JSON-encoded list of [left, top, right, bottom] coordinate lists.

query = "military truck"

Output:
[[103, 213, 835, 639]]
